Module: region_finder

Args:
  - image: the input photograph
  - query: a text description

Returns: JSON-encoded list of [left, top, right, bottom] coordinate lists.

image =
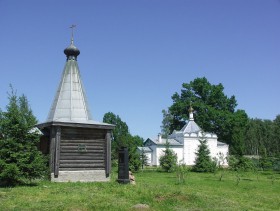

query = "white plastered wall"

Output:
[[145, 152, 152, 165]]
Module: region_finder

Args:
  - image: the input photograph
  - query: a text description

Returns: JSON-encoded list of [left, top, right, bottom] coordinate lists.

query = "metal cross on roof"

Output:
[[70, 24, 76, 44]]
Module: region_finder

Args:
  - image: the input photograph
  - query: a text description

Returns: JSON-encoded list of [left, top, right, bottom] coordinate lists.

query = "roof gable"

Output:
[[144, 138, 183, 146], [180, 120, 201, 134], [137, 146, 152, 152]]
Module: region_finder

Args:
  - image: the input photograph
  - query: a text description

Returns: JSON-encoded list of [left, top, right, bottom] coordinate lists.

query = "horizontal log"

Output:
[[60, 145, 104, 150], [60, 150, 105, 156], [60, 145, 105, 149], [60, 155, 104, 160], [60, 139, 105, 143], [60, 153, 104, 156], [60, 132, 95, 136], [61, 135, 105, 140], [59, 167, 105, 171], [59, 163, 104, 168], [60, 147, 104, 153], [61, 145, 104, 149], [61, 130, 106, 137], [61, 127, 106, 133], [60, 160, 104, 164], [61, 130, 105, 135], [60, 157, 104, 160], [60, 152, 104, 156], [60, 153, 105, 157], [61, 130, 105, 134], [61, 128, 105, 133], [61, 148, 104, 153], [60, 143, 104, 146], [60, 158, 104, 162]]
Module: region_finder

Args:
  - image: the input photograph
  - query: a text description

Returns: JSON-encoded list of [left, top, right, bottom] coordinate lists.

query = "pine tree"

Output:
[[159, 141, 177, 172], [0, 87, 47, 186], [140, 148, 149, 170], [192, 136, 217, 173]]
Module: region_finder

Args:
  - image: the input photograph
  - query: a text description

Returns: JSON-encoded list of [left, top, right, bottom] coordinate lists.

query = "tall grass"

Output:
[[0, 169, 279, 210]]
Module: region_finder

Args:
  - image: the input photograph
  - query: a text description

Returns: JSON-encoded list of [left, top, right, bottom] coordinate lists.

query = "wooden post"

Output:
[[105, 130, 111, 177], [54, 126, 61, 177], [50, 127, 56, 173]]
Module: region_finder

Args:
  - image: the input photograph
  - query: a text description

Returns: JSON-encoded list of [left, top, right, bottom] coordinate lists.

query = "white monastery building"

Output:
[[138, 107, 229, 166]]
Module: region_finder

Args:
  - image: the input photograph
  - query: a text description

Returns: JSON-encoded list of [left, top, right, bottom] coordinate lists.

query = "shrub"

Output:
[[259, 156, 273, 170], [0, 88, 47, 186], [228, 155, 254, 171], [0, 162, 20, 186], [159, 142, 177, 172], [176, 163, 190, 184], [192, 138, 217, 173], [129, 153, 141, 172], [272, 157, 280, 171], [139, 148, 149, 170]]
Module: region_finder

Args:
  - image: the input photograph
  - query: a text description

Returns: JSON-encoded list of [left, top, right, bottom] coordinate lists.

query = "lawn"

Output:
[[0, 169, 279, 210]]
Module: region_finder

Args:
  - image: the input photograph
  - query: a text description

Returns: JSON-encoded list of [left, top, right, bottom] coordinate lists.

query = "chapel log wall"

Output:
[[58, 127, 107, 171]]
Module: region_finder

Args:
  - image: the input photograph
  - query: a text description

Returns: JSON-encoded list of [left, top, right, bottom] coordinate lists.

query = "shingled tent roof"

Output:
[[37, 35, 113, 130]]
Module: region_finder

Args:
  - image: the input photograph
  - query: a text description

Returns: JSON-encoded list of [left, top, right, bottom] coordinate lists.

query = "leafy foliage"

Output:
[[161, 109, 172, 138], [273, 115, 280, 156], [259, 156, 273, 170], [103, 112, 144, 172], [0, 87, 47, 186], [159, 142, 178, 172], [176, 163, 190, 184], [139, 148, 149, 170], [192, 137, 217, 173], [228, 155, 255, 171], [163, 77, 248, 155], [244, 117, 280, 157]]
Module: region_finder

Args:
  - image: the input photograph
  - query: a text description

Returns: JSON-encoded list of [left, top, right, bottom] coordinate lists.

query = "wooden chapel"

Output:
[[36, 32, 114, 182]]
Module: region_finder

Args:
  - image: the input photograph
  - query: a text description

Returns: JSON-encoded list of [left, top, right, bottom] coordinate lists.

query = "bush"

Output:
[[128, 146, 141, 172], [252, 157, 280, 171], [0, 162, 20, 186], [111, 159, 118, 168], [192, 138, 217, 173], [129, 153, 141, 172], [159, 142, 177, 172], [0, 88, 47, 186], [228, 156, 254, 171], [176, 163, 190, 184], [272, 158, 280, 171], [259, 156, 273, 170]]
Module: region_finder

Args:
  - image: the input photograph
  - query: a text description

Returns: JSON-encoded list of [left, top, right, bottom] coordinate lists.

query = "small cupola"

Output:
[[188, 105, 194, 121], [64, 40, 80, 60], [158, 133, 162, 143], [64, 25, 80, 60]]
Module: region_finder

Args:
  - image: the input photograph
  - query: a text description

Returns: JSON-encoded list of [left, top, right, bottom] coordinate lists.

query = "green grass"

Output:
[[0, 169, 279, 210]]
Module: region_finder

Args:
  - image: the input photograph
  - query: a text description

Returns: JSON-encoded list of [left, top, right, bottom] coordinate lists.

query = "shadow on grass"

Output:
[[0, 181, 41, 188]]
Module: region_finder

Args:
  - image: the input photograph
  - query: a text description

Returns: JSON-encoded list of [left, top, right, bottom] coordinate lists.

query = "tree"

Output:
[[103, 112, 144, 172], [0, 87, 47, 186], [230, 110, 248, 155], [159, 141, 178, 172], [244, 118, 262, 156], [103, 112, 130, 159], [125, 135, 143, 172], [163, 77, 248, 155], [161, 109, 172, 138], [140, 148, 149, 170], [244, 117, 278, 157], [192, 136, 217, 173], [273, 115, 280, 157]]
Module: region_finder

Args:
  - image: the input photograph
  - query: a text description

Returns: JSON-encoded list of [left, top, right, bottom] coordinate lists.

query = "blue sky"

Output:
[[0, 0, 280, 140]]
